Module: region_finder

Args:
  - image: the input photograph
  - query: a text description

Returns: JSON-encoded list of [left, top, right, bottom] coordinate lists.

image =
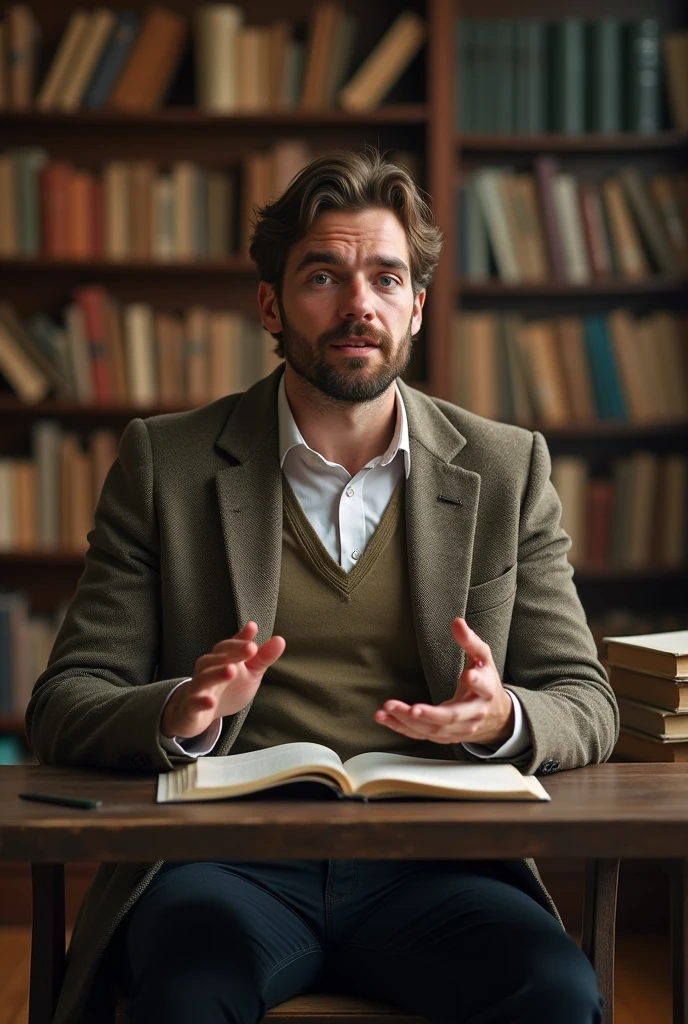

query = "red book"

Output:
[[40, 162, 72, 258], [74, 285, 114, 403], [69, 171, 92, 259], [90, 176, 105, 259], [585, 479, 615, 567]]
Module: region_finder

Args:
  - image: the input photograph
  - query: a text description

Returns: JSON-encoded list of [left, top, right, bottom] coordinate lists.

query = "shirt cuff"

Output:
[[158, 678, 223, 757], [462, 689, 532, 759]]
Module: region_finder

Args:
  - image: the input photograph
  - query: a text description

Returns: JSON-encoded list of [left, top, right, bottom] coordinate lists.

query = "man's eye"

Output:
[[310, 273, 332, 285], [379, 276, 399, 288]]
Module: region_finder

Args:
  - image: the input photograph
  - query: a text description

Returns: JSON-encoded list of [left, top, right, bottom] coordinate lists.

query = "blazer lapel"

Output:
[[398, 380, 481, 706], [214, 367, 284, 651]]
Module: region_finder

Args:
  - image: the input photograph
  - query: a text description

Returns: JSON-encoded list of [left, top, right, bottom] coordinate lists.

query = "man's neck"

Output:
[[284, 366, 398, 477]]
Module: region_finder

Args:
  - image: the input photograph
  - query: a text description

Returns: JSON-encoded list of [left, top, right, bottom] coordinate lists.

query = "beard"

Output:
[[279, 306, 414, 404]]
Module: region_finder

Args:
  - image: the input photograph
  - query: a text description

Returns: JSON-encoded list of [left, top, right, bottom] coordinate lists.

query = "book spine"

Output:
[[588, 19, 621, 132], [626, 19, 661, 133], [533, 157, 566, 281], [83, 12, 141, 109], [551, 19, 585, 134]]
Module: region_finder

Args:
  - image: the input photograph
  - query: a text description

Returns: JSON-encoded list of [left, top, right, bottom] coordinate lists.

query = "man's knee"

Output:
[[525, 940, 603, 1023]]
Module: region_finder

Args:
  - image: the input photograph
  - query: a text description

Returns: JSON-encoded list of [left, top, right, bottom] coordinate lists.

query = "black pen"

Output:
[[19, 792, 102, 810]]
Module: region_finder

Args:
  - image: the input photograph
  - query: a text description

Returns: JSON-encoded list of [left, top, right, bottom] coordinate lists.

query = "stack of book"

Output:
[[0, 294, 282, 406], [457, 163, 688, 284], [456, 18, 688, 134], [450, 308, 688, 426], [606, 631, 688, 762], [0, 3, 425, 113]]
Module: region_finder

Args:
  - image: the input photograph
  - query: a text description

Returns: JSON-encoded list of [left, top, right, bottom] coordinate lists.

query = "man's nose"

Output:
[[340, 278, 375, 320]]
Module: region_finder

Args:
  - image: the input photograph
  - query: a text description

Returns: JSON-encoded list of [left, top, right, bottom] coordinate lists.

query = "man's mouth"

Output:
[[332, 339, 379, 348]]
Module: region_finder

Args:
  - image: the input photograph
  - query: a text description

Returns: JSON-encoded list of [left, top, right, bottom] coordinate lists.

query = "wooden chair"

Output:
[[115, 990, 428, 1023], [112, 859, 620, 1024]]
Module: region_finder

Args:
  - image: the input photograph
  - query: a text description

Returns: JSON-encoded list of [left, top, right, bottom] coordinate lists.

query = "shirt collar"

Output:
[[278, 369, 411, 478]]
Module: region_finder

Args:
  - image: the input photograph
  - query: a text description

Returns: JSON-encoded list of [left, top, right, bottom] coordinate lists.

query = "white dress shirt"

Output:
[[159, 374, 532, 760]]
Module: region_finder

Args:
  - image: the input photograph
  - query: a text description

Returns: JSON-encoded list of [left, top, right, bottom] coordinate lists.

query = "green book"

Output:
[[550, 19, 586, 133], [523, 20, 546, 134], [457, 19, 473, 132], [494, 21, 515, 134], [472, 20, 490, 132], [588, 19, 622, 132], [625, 19, 662, 133], [11, 148, 47, 257]]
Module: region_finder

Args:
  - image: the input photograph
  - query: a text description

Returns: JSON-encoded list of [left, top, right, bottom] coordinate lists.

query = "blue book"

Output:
[[0, 736, 23, 765], [83, 11, 140, 109], [583, 315, 627, 420]]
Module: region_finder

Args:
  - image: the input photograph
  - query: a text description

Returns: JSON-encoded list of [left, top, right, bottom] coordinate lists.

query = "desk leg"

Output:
[[668, 859, 688, 1024], [582, 858, 619, 1024], [29, 864, 65, 1024]]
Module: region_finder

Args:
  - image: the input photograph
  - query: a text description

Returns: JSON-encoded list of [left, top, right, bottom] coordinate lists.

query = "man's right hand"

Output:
[[160, 622, 286, 740]]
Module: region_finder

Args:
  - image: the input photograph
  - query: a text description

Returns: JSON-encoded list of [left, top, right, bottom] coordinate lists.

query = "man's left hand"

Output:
[[374, 618, 514, 747]]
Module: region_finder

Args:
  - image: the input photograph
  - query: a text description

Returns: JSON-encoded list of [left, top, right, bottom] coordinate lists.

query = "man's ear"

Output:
[[258, 281, 282, 334], [411, 289, 426, 337]]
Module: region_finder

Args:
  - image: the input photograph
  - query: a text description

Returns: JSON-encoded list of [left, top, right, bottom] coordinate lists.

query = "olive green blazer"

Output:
[[25, 363, 619, 1024]]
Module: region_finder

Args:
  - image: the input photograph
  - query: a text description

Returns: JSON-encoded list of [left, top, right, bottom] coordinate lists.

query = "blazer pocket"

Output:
[[465, 563, 518, 615]]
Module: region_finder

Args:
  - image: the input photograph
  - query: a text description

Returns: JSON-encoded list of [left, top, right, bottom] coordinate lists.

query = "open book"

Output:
[[156, 742, 550, 802]]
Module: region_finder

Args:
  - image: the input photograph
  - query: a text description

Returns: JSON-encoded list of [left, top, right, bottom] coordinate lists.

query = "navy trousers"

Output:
[[119, 854, 603, 1024]]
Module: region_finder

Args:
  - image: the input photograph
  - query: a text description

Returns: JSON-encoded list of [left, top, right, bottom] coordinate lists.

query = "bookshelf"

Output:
[[0, 0, 687, 754]]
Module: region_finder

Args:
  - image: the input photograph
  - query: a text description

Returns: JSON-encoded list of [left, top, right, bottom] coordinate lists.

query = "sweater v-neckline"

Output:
[[281, 473, 404, 596]]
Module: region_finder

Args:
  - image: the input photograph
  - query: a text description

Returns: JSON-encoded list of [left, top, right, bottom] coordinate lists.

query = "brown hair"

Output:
[[249, 146, 443, 353]]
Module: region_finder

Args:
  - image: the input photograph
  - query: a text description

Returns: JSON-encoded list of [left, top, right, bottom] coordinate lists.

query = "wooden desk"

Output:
[[1, 761, 686, 1024]]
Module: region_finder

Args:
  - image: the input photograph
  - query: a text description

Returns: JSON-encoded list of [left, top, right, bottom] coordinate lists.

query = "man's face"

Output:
[[271, 207, 425, 403]]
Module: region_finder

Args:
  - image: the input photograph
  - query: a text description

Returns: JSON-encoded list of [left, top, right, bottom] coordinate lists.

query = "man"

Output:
[[27, 148, 618, 1024]]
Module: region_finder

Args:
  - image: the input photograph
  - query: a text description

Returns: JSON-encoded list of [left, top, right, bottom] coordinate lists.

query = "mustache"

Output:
[[321, 324, 389, 346]]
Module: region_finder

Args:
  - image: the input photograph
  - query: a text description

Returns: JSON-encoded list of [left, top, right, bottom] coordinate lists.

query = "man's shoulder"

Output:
[[406, 385, 536, 466], [140, 392, 242, 445]]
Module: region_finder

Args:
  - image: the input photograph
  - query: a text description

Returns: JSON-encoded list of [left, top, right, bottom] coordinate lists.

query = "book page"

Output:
[[342, 752, 550, 801], [156, 742, 351, 802]]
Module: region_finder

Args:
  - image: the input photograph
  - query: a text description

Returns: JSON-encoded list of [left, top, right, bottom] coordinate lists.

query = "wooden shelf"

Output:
[[0, 398, 685, 440], [458, 276, 688, 298], [0, 257, 256, 276], [533, 421, 688, 441], [0, 397, 684, 441], [0, 106, 429, 128], [458, 131, 688, 153], [0, 716, 26, 736]]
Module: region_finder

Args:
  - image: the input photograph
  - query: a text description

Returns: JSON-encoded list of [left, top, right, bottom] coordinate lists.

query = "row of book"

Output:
[[552, 453, 687, 569], [0, 422, 119, 552], [0, 591, 68, 719], [457, 163, 688, 285], [0, 3, 425, 113], [0, 432, 685, 572], [456, 19, 688, 135], [605, 630, 688, 763], [0, 294, 282, 406], [450, 310, 688, 427], [0, 140, 314, 260]]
